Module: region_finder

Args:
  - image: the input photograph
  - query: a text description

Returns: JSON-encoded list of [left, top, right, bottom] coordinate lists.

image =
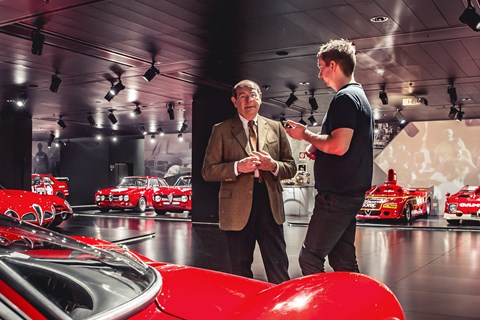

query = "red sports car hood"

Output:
[[0, 189, 52, 208], [97, 187, 139, 194], [156, 186, 191, 194]]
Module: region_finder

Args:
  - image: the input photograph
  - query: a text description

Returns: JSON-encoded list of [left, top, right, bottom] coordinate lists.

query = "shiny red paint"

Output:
[[95, 176, 168, 213], [357, 169, 434, 223], [0, 188, 55, 226], [444, 185, 480, 225], [31, 174, 70, 198], [152, 176, 192, 214]]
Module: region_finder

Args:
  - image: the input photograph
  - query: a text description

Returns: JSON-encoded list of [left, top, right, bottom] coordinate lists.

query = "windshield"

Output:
[[118, 177, 147, 187], [0, 215, 160, 320], [174, 176, 191, 187]]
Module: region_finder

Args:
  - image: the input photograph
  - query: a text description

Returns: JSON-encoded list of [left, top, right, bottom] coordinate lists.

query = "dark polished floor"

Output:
[[58, 208, 480, 320]]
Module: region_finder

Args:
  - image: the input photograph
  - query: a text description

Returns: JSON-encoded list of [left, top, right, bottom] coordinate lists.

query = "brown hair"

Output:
[[317, 39, 356, 77]]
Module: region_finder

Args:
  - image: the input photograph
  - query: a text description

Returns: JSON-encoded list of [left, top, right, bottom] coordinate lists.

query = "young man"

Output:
[[202, 79, 296, 283], [285, 39, 374, 274]]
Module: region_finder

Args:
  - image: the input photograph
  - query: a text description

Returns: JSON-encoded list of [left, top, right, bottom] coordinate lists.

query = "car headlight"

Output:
[[96, 195, 100, 201], [181, 195, 188, 203], [118, 195, 123, 201], [154, 195, 161, 202], [124, 195, 129, 202], [448, 203, 458, 213], [101, 195, 105, 201]]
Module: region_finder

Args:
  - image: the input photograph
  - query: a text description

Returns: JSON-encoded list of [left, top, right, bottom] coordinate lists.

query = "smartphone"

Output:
[[282, 120, 293, 129]]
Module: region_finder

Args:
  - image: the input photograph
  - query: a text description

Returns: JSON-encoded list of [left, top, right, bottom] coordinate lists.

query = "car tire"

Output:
[[155, 209, 166, 215], [404, 204, 413, 223], [447, 219, 460, 226], [136, 197, 147, 212], [99, 208, 110, 213]]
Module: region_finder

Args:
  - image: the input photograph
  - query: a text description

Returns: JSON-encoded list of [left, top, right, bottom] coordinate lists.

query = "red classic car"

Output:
[[0, 185, 72, 227], [31, 174, 70, 198], [357, 169, 434, 223], [0, 214, 405, 319], [444, 185, 480, 225], [152, 175, 192, 215], [95, 176, 168, 213]]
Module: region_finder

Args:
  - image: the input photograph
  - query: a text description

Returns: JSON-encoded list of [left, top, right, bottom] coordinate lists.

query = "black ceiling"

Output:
[[1, 0, 480, 142]]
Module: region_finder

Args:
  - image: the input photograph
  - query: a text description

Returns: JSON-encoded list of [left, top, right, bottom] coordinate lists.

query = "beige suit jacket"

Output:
[[202, 114, 296, 231]]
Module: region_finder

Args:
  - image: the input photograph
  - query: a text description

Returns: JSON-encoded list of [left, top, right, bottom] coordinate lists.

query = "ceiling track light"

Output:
[[138, 125, 147, 135], [16, 92, 28, 107], [393, 109, 406, 125], [285, 92, 298, 107], [460, 0, 480, 32], [47, 132, 55, 148], [87, 113, 96, 126], [309, 95, 319, 111], [31, 28, 44, 55], [143, 61, 160, 82], [167, 102, 175, 120], [379, 85, 388, 105], [50, 73, 62, 92], [57, 116, 67, 129], [108, 110, 118, 125], [180, 120, 188, 133], [447, 85, 458, 104], [157, 127, 165, 136], [177, 132, 184, 140], [299, 115, 307, 126], [456, 106, 465, 121], [308, 114, 318, 126], [448, 106, 459, 119], [131, 104, 142, 117], [105, 79, 125, 101]]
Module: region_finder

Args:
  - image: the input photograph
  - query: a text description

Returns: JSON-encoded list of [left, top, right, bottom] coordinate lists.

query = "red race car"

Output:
[[95, 176, 168, 213], [31, 174, 70, 198], [0, 184, 72, 227], [357, 169, 434, 223], [0, 214, 405, 319], [152, 175, 192, 215], [444, 185, 480, 225]]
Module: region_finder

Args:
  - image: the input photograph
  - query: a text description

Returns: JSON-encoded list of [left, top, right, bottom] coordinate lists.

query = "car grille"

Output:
[[360, 210, 381, 216]]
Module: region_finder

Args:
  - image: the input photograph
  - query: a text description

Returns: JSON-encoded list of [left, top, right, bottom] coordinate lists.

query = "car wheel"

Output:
[[424, 198, 432, 217], [99, 208, 110, 213], [447, 219, 460, 226], [404, 204, 413, 223], [55, 191, 65, 198], [136, 197, 147, 212], [155, 209, 166, 215]]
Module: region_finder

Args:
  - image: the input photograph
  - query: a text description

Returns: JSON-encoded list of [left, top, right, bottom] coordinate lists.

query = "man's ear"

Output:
[[231, 96, 237, 105]]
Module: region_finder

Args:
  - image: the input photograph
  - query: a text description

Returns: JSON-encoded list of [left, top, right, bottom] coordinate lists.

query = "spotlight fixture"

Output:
[[108, 110, 118, 125], [16, 93, 28, 107], [177, 132, 184, 141], [150, 134, 156, 142], [379, 85, 388, 105], [308, 114, 318, 126], [138, 125, 147, 135], [448, 106, 459, 119], [50, 74, 62, 92], [180, 120, 188, 133], [167, 102, 175, 120], [131, 104, 142, 117], [104, 79, 125, 101], [157, 127, 165, 136], [456, 106, 465, 121], [31, 28, 45, 55], [57, 116, 67, 129], [87, 113, 96, 126], [460, 0, 480, 32], [447, 85, 458, 104], [285, 92, 298, 107], [393, 109, 406, 125], [309, 95, 319, 111], [143, 61, 160, 82], [299, 115, 307, 126], [47, 132, 55, 148]]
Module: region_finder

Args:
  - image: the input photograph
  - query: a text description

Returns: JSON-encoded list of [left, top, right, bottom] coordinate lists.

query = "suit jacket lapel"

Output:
[[257, 116, 268, 151], [231, 115, 252, 154]]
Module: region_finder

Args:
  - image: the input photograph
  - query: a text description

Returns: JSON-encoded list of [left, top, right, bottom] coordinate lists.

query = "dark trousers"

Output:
[[225, 180, 290, 284], [299, 192, 365, 275]]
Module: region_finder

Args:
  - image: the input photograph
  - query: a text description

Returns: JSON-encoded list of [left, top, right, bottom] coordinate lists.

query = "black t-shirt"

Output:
[[313, 83, 373, 196]]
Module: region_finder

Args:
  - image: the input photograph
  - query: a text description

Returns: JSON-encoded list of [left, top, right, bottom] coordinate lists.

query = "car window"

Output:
[[32, 177, 42, 186], [136, 178, 148, 187], [44, 177, 53, 184], [150, 178, 159, 187]]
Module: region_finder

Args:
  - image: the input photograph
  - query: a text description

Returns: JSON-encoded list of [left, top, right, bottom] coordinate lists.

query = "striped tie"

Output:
[[248, 120, 257, 151]]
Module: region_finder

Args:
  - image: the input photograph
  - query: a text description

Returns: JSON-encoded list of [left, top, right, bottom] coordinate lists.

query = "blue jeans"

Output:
[[299, 192, 365, 274]]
